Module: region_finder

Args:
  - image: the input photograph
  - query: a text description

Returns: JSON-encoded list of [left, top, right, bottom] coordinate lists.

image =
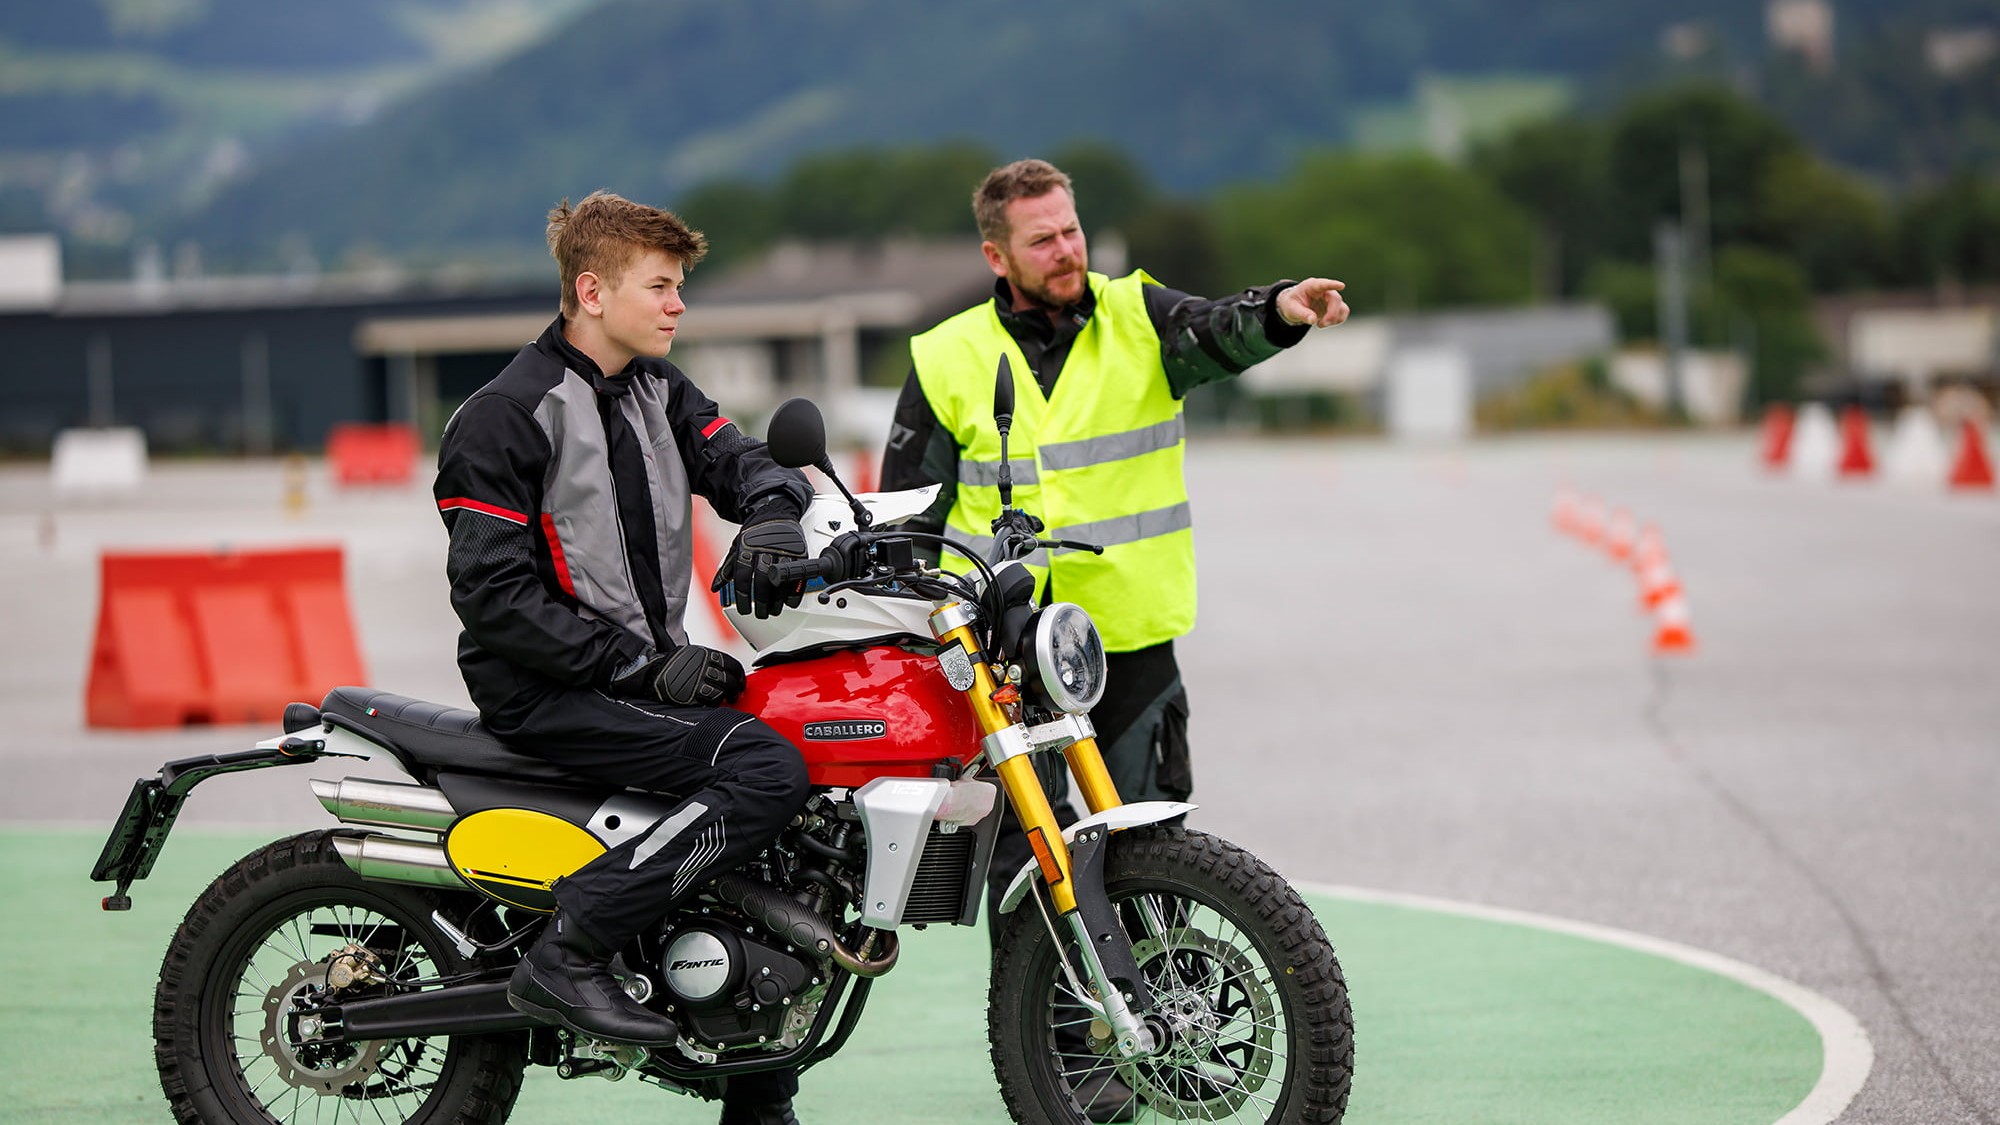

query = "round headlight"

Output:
[[1031, 602, 1107, 713]]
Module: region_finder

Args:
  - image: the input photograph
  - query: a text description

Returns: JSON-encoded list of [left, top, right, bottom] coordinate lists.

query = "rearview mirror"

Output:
[[765, 398, 827, 470], [994, 354, 1015, 427]]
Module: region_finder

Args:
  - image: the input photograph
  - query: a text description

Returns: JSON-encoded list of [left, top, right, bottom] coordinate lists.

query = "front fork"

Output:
[[931, 605, 1159, 1057]]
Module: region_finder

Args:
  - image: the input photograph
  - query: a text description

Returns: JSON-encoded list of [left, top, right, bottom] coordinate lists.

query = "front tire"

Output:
[[990, 828, 1353, 1123], [154, 830, 526, 1125]]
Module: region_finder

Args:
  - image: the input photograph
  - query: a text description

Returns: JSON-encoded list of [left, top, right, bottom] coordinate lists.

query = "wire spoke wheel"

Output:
[[155, 831, 525, 1125], [231, 904, 444, 1119], [990, 828, 1352, 1124]]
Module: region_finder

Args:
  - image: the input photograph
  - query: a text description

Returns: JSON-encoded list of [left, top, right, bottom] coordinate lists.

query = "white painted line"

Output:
[[1297, 881, 1873, 1125]]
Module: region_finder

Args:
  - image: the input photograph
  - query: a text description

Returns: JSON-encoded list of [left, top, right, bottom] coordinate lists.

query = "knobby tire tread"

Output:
[[153, 830, 526, 1125], [988, 827, 1354, 1124]]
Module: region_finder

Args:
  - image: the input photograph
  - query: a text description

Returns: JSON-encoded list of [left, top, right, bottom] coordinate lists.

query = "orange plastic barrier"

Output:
[[86, 546, 366, 728], [327, 423, 419, 486]]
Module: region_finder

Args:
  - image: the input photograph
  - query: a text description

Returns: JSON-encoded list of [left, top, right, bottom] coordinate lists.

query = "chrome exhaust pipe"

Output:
[[313, 777, 457, 832], [331, 833, 468, 890]]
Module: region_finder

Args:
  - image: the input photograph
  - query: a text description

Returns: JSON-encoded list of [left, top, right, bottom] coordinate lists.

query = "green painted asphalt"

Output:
[[0, 830, 1821, 1124]]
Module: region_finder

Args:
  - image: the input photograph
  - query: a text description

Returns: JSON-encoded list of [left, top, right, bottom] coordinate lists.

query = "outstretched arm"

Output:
[[1149, 276, 1351, 397]]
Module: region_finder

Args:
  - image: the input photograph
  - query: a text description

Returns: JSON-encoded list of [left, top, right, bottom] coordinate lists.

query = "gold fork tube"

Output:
[[1063, 737, 1123, 816], [934, 615, 1078, 915]]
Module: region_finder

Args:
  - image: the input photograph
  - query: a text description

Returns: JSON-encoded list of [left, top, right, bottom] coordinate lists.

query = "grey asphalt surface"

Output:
[[2, 431, 1995, 1124]]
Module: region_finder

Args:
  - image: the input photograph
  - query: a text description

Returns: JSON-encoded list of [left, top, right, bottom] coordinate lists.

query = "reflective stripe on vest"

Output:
[[910, 270, 1195, 651], [1039, 416, 1185, 471], [952, 499, 1195, 567], [958, 456, 1041, 486]]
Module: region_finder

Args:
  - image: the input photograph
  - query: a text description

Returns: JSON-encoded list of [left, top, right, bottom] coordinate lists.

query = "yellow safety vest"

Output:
[[910, 270, 1194, 652]]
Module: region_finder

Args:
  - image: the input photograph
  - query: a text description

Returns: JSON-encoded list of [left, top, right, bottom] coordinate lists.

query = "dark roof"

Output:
[[697, 238, 993, 323]]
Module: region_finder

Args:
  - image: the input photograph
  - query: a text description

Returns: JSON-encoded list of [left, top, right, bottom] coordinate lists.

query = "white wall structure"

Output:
[[1385, 346, 1473, 442], [1788, 402, 1841, 481], [1849, 307, 1997, 392], [671, 342, 779, 415], [1242, 319, 1391, 394], [0, 234, 61, 311], [1611, 349, 1749, 425], [1241, 304, 1616, 404], [1396, 304, 1617, 396], [50, 426, 148, 498]]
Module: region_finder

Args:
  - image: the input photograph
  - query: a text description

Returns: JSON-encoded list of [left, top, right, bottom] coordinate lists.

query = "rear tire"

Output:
[[990, 827, 1353, 1123], [154, 830, 526, 1125]]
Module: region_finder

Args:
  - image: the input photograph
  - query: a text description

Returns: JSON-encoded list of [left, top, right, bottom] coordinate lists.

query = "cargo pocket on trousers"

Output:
[[1151, 687, 1192, 802]]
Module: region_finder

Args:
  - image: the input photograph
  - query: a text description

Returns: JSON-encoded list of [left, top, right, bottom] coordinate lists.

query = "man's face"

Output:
[[986, 189, 1089, 310], [596, 248, 686, 361]]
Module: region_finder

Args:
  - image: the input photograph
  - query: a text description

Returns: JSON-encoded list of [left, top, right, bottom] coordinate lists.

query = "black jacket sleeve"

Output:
[[656, 362, 812, 522], [880, 370, 959, 540], [1145, 280, 1310, 398], [434, 392, 648, 688]]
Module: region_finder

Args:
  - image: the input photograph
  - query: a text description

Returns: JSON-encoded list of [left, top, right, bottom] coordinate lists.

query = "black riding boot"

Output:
[[717, 1100, 800, 1125], [717, 1068, 801, 1124], [507, 913, 678, 1046]]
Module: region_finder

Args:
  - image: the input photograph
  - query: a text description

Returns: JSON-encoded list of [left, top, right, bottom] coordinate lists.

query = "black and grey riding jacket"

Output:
[[433, 317, 810, 720]]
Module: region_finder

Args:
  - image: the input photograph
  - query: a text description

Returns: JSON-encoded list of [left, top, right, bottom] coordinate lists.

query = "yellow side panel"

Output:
[[445, 808, 607, 913]]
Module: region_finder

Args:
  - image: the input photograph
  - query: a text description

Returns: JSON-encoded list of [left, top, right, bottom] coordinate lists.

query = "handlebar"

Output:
[[770, 552, 841, 585]]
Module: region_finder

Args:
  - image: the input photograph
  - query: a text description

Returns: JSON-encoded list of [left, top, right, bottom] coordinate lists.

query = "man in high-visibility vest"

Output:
[[886, 155, 1349, 815], [881, 155, 1348, 1122]]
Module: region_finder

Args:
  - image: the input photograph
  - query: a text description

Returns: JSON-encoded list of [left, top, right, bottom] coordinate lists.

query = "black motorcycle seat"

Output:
[[318, 687, 588, 785]]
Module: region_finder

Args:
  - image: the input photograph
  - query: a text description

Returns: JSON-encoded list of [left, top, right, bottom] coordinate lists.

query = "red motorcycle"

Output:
[[92, 384, 1354, 1123]]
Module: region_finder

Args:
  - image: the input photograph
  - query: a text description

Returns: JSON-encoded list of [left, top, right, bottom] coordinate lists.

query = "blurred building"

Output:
[[1767, 0, 1835, 73], [1659, 22, 1714, 62], [1926, 27, 1999, 78], [1239, 303, 1618, 428], [1813, 289, 2000, 404], [0, 236, 991, 456]]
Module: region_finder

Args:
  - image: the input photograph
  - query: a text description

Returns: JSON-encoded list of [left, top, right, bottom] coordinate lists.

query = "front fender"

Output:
[[996, 800, 1197, 915]]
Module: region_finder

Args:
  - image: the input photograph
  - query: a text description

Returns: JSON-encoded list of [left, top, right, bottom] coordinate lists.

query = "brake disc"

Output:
[[1120, 927, 1278, 1119], [260, 960, 391, 1094]]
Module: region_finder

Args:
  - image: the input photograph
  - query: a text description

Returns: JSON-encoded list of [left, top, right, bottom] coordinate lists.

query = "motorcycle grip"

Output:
[[771, 553, 834, 584]]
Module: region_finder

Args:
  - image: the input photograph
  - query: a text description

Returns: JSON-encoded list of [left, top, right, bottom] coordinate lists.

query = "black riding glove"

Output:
[[710, 498, 808, 619], [614, 645, 746, 707]]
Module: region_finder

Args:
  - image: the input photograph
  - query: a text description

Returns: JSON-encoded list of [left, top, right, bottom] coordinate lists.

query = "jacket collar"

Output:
[[992, 275, 1096, 342], [538, 315, 644, 398]]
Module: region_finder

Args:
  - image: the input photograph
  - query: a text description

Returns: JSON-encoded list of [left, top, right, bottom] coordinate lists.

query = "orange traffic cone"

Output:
[[1637, 553, 1682, 611], [1605, 507, 1636, 563], [1652, 590, 1696, 654], [1576, 494, 1606, 548], [1630, 522, 1666, 573], [1948, 419, 1996, 491], [851, 448, 879, 495], [1551, 484, 1579, 535], [1837, 406, 1875, 478], [1759, 404, 1795, 470]]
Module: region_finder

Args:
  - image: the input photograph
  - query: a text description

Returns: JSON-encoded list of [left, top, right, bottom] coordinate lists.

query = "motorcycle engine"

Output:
[[655, 921, 820, 1050]]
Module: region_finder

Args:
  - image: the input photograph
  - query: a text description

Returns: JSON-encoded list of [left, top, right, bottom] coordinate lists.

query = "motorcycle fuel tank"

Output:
[[737, 646, 978, 787]]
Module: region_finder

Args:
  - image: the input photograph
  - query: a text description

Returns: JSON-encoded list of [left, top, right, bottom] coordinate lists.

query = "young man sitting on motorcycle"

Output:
[[433, 190, 815, 1124]]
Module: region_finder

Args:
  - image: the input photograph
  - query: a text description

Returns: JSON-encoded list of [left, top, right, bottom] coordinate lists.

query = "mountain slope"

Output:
[[21, 0, 1994, 272]]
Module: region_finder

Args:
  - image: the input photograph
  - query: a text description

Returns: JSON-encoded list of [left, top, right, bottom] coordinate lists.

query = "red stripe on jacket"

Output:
[[702, 416, 733, 439], [438, 497, 528, 525], [540, 513, 577, 597]]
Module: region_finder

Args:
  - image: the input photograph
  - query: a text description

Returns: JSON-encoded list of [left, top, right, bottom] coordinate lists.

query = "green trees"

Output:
[[670, 80, 1992, 409], [1475, 83, 1972, 405], [1214, 152, 1537, 309]]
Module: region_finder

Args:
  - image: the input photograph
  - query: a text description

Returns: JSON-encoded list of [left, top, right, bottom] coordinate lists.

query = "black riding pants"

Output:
[[485, 687, 811, 951]]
